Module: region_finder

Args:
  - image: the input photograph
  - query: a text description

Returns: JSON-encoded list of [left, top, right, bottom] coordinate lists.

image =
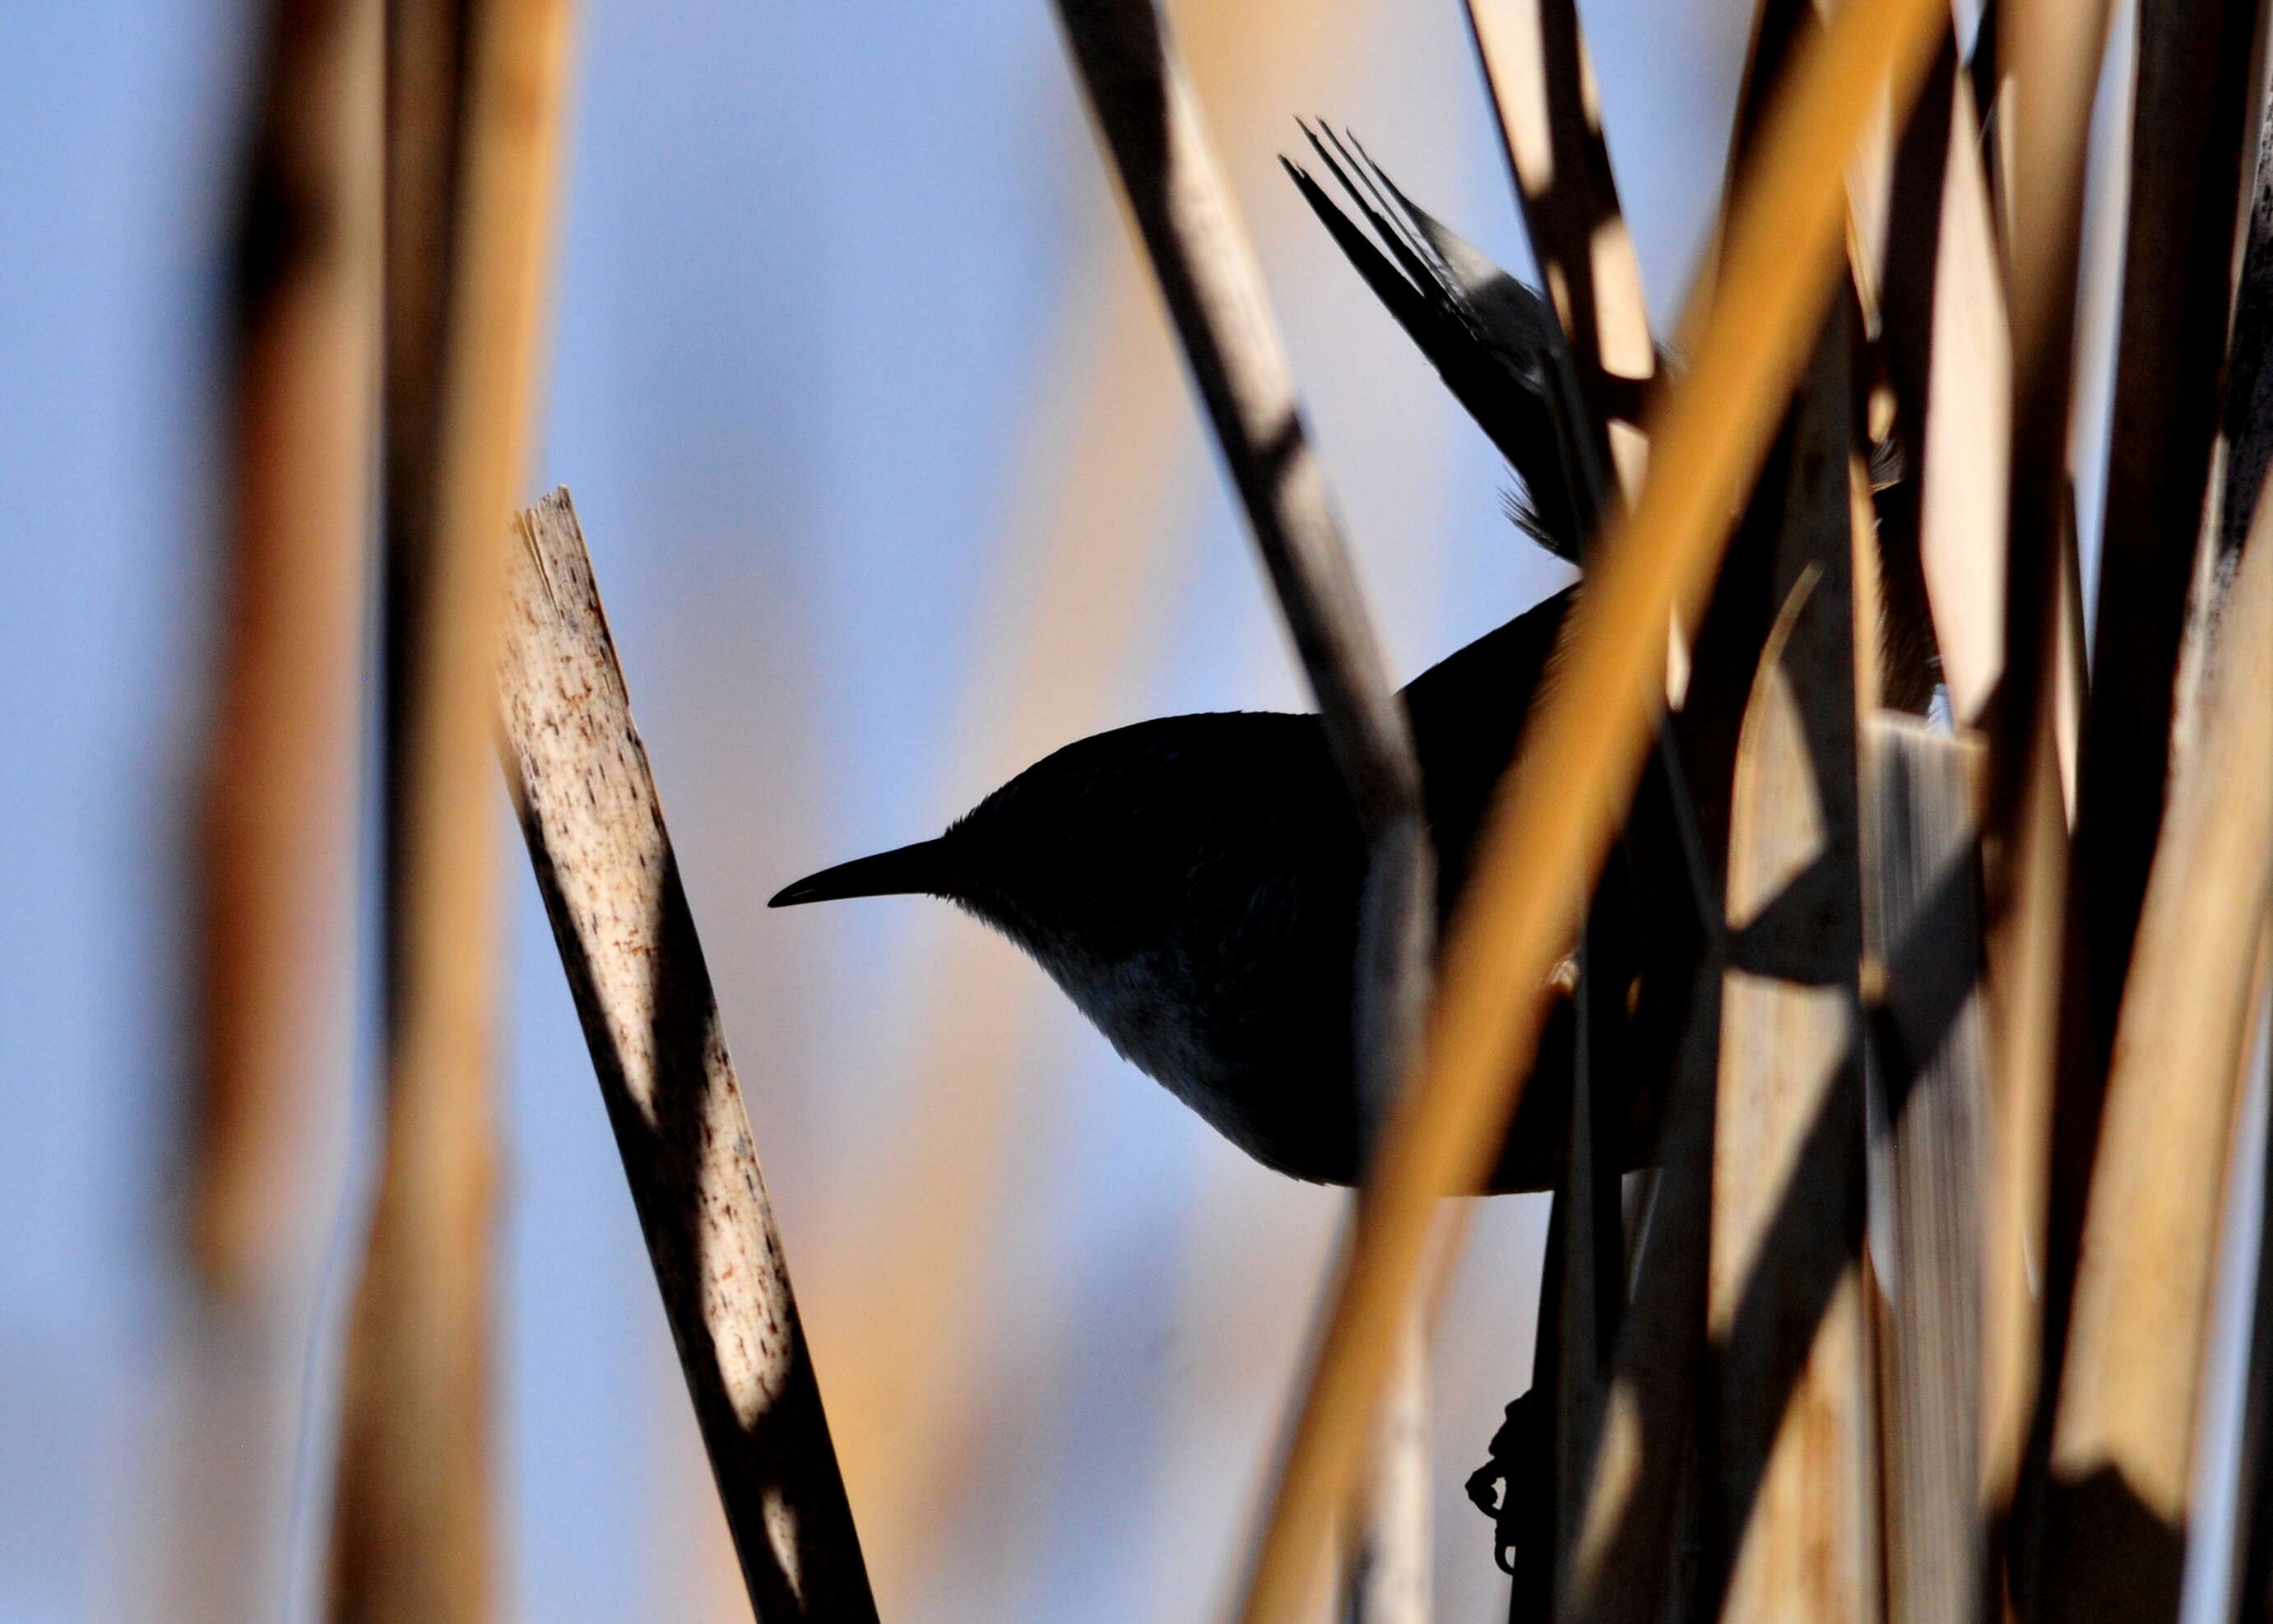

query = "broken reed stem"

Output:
[[326, 2, 571, 1619], [498, 490, 879, 1623], [1049, 4, 1436, 1617], [1226, 0, 1950, 1617]]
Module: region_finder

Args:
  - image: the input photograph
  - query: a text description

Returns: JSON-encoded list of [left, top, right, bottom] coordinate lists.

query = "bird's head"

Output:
[[768, 712, 1345, 968]]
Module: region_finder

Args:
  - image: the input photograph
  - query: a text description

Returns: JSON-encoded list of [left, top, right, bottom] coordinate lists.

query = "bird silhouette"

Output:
[[772, 135, 1682, 1191]]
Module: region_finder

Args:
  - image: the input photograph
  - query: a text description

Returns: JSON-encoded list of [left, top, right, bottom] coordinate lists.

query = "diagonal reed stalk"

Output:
[[1049, 4, 1438, 1622], [1459, 15, 1658, 1606], [2063, 0, 2260, 1100], [1049, 0, 1422, 842], [804, 13, 1386, 1614], [498, 490, 879, 1622]]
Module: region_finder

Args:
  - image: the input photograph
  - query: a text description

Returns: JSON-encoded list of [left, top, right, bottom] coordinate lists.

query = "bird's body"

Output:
[[773, 139, 1690, 1192], [772, 587, 1634, 1191]]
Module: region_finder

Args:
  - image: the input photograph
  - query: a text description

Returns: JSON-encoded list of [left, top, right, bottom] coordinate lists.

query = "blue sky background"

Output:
[[0, 2, 1814, 1620]]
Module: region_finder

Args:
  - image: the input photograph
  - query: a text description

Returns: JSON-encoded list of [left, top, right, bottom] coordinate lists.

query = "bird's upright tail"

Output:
[[1281, 124, 1598, 563]]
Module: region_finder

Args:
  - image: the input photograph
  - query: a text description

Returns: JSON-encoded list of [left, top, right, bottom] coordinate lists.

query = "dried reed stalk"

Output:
[[2175, 55, 2273, 763], [1348, 1316, 1432, 1624], [1461, 0, 1654, 499], [1705, 336, 1875, 1624], [1558, 965, 1721, 1624], [179, 1, 379, 1617], [2040, 481, 2273, 1619], [2066, 0, 2260, 1091], [195, 0, 381, 1304], [1049, 2, 1436, 1618], [382, 0, 466, 581], [2213, 72, 2273, 587], [1050, 0, 1422, 838], [2236, 974, 2273, 1617], [1855, 43, 2001, 1620], [2022, 8, 2261, 1610], [497, 490, 878, 1622], [1865, 717, 1989, 1624], [1462, 11, 1658, 1596], [326, 0, 571, 1617], [1876, 56, 2008, 726], [1539, 955, 1626, 1624], [1976, 0, 2114, 1530], [1224, 0, 1949, 1616]]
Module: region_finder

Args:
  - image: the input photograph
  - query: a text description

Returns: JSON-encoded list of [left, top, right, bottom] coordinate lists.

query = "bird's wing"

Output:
[[1284, 125, 1586, 560]]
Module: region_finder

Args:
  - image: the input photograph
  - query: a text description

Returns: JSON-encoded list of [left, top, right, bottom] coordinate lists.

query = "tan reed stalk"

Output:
[[1705, 324, 1876, 1624], [1461, 10, 1658, 1593], [1049, 4, 1439, 1622], [179, 1, 379, 1617], [1048, 0, 1423, 838], [194, 0, 381, 1310], [325, 0, 571, 1617], [1975, 0, 2116, 1534], [1853, 44, 2002, 1622], [1221, 0, 1950, 1617], [381, 0, 466, 583], [2040, 477, 2273, 1618], [2233, 969, 2273, 1616], [1460, 0, 1654, 499], [2064, 0, 2261, 1095], [1865, 714, 1991, 1624], [2172, 49, 2273, 769], [496, 490, 878, 1622], [1876, 57, 2009, 726]]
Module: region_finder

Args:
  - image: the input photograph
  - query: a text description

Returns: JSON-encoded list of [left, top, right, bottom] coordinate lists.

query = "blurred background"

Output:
[[0, 1, 1774, 1618]]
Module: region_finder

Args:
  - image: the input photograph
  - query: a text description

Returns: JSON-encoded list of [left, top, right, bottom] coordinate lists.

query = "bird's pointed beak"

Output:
[[768, 838, 954, 907]]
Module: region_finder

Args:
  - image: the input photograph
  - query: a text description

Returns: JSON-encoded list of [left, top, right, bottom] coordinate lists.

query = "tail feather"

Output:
[[1287, 125, 1586, 559]]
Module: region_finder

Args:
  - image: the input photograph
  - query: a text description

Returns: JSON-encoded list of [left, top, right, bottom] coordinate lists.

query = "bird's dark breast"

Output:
[[1129, 832, 1373, 1184], [1013, 701, 1591, 1193], [973, 590, 1656, 1193], [1078, 847, 1589, 1191]]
